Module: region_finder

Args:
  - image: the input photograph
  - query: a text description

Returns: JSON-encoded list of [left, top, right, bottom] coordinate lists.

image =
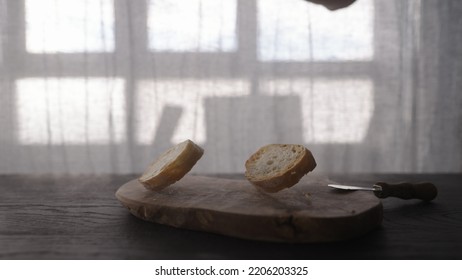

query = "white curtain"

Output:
[[0, 0, 461, 174]]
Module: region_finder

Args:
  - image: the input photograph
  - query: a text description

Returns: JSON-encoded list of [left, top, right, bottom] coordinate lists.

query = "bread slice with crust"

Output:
[[245, 144, 317, 193], [139, 139, 204, 191]]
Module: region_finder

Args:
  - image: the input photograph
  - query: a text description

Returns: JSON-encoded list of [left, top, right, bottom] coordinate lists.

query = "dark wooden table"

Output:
[[1, 173, 461, 259]]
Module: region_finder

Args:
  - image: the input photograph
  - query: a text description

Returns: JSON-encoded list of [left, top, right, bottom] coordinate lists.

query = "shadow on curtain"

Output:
[[0, 0, 460, 174]]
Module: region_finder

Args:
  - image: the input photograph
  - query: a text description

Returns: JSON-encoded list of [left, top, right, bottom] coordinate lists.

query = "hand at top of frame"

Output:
[[305, 0, 357, 10]]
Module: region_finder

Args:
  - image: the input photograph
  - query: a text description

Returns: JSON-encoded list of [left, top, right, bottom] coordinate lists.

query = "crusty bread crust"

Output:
[[245, 144, 316, 193], [139, 140, 204, 191]]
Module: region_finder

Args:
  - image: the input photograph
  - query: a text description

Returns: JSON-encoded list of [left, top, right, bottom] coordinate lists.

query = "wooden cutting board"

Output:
[[115, 175, 382, 243]]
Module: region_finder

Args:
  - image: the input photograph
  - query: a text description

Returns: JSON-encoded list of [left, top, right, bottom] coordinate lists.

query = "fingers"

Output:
[[305, 0, 357, 11]]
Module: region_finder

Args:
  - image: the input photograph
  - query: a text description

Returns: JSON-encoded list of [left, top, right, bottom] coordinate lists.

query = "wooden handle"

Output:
[[374, 182, 437, 201]]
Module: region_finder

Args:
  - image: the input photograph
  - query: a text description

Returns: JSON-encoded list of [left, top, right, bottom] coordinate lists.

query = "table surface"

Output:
[[1, 173, 461, 260]]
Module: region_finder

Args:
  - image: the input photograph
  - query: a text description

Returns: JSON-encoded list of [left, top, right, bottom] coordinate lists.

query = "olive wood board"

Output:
[[115, 175, 383, 243]]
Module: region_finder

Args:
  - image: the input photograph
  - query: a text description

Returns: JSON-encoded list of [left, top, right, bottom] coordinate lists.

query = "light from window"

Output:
[[25, 0, 115, 53], [260, 78, 374, 143], [258, 0, 373, 61], [148, 0, 237, 52], [136, 79, 249, 144], [16, 78, 125, 144]]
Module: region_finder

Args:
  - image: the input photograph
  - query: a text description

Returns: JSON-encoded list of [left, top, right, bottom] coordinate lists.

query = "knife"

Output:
[[328, 182, 438, 201]]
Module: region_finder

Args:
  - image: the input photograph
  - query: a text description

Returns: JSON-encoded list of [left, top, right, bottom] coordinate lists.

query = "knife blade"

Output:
[[328, 182, 437, 201]]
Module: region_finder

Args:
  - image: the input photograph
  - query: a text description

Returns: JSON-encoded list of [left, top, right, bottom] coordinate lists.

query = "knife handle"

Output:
[[374, 182, 437, 201]]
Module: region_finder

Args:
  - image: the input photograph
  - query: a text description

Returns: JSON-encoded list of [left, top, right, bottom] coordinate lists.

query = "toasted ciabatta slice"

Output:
[[139, 139, 204, 191], [245, 144, 316, 193]]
